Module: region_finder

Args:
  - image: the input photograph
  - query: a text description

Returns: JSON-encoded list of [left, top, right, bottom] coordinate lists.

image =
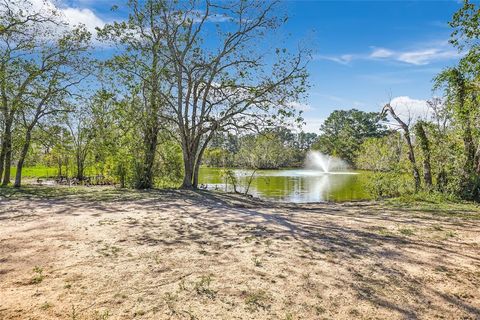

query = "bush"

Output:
[[365, 172, 414, 200]]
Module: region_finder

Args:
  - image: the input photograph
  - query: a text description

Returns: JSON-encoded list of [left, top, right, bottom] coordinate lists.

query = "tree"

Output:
[[450, 0, 480, 174], [97, 0, 169, 189], [356, 133, 406, 172], [237, 132, 287, 169], [434, 68, 477, 173], [312, 109, 387, 166], [0, 0, 91, 187], [67, 105, 94, 181], [414, 121, 433, 188], [0, 0, 56, 185], [381, 103, 421, 191], [155, 0, 308, 188]]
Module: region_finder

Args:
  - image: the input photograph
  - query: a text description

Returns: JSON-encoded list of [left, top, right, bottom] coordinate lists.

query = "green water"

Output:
[[199, 167, 373, 203]]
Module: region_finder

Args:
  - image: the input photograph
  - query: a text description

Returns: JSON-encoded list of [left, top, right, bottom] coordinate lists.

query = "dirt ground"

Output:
[[0, 187, 479, 320]]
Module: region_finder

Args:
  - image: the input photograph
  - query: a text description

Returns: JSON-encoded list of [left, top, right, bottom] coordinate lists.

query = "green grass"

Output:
[[9, 165, 102, 179], [383, 191, 480, 219], [0, 184, 146, 201], [10, 165, 60, 178]]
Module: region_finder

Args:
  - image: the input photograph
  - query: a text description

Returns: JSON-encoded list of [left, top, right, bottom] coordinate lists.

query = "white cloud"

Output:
[[370, 48, 394, 58], [388, 96, 432, 124], [60, 7, 106, 32], [28, 0, 107, 33], [314, 54, 355, 65], [397, 49, 460, 65], [316, 42, 462, 66]]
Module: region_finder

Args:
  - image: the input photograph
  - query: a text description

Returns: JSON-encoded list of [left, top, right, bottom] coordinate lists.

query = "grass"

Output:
[[10, 165, 60, 178], [9, 165, 101, 179], [2, 182, 479, 222], [194, 275, 216, 299], [40, 302, 52, 310], [252, 256, 263, 267], [398, 228, 415, 236], [383, 191, 480, 219], [244, 290, 270, 312], [0, 184, 144, 201], [30, 266, 44, 284]]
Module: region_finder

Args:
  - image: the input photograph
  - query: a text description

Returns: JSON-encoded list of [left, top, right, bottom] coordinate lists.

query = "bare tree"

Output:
[[382, 103, 421, 191]]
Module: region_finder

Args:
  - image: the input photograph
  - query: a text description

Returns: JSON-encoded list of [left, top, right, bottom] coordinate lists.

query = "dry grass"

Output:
[[0, 186, 479, 319]]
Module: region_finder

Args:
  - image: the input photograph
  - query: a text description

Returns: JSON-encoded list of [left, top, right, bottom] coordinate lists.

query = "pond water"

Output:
[[199, 167, 373, 203]]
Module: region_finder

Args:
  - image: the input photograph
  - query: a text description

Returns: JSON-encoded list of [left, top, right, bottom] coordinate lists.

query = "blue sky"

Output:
[[50, 0, 465, 132], [282, 0, 464, 131]]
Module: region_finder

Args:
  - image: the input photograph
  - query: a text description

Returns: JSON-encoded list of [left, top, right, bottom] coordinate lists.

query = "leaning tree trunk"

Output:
[[14, 127, 33, 188], [414, 121, 433, 188], [192, 138, 211, 188], [382, 103, 421, 191]]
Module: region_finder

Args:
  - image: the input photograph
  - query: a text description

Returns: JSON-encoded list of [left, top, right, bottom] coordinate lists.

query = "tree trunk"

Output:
[[1, 128, 12, 186], [181, 152, 194, 189], [462, 116, 476, 173], [475, 144, 480, 174], [76, 152, 84, 181], [192, 147, 205, 189], [14, 129, 33, 188], [58, 158, 62, 177], [414, 121, 433, 188], [404, 132, 421, 192], [0, 130, 7, 183], [135, 127, 158, 189], [0, 115, 13, 185], [182, 133, 213, 189], [382, 104, 421, 191]]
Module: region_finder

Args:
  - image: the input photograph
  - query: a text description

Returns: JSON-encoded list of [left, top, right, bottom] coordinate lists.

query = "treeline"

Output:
[[203, 129, 318, 169], [0, 0, 308, 189]]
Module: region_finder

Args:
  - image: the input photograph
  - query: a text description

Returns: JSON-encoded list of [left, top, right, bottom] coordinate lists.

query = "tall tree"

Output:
[[0, 0, 91, 187], [0, 0, 57, 185], [98, 0, 169, 189], [155, 0, 309, 188], [13, 27, 91, 187], [312, 109, 387, 166], [434, 68, 477, 174]]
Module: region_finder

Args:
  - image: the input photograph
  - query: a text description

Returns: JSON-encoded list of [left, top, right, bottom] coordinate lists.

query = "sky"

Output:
[[43, 0, 466, 132]]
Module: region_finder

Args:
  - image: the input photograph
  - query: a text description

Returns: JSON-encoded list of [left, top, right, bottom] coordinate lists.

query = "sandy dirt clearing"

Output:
[[0, 187, 479, 319]]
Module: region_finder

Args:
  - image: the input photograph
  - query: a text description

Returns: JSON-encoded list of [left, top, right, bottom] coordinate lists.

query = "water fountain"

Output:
[[304, 151, 349, 173]]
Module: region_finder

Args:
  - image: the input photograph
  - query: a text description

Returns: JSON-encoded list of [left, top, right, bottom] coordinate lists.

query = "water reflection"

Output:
[[199, 168, 371, 203]]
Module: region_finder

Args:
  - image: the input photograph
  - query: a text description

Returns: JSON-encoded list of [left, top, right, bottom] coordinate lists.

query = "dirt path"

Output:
[[1, 188, 479, 319]]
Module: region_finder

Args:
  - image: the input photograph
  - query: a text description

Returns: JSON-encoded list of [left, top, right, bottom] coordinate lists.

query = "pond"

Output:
[[199, 167, 373, 203]]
